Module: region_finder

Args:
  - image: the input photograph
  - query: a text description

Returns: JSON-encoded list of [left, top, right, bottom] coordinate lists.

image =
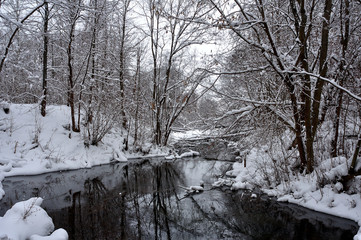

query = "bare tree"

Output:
[[66, 0, 82, 132], [119, 0, 132, 130], [207, 0, 361, 172], [145, 0, 208, 146]]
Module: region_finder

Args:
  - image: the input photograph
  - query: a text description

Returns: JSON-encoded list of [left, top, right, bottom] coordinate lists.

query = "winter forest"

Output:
[[0, 0, 361, 239]]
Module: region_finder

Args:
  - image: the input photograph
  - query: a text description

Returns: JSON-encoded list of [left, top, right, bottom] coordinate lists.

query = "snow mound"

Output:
[[29, 229, 68, 240], [0, 198, 68, 240]]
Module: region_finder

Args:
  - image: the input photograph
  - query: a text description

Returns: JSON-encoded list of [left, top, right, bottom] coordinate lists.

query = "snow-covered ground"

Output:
[[170, 129, 207, 142], [0, 104, 129, 179], [0, 103, 180, 179], [214, 147, 361, 239]]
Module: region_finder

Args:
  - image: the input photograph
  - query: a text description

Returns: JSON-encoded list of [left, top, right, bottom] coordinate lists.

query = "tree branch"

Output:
[[0, 2, 45, 73]]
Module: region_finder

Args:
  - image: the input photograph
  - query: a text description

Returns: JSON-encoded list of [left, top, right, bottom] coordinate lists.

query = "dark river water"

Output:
[[0, 158, 358, 240]]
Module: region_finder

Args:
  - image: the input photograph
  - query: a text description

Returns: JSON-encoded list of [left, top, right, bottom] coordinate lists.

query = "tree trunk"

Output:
[[87, 0, 99, 126], [133, 47, 141, 145], [331, 0, 350, 157], [286, 76, 307, 169], [119, 0, 130, 130], [298, 0, 314, 173], [350, 134, 361, 174], [311, 0, 333, 138], [67, 4, 80, 133], [67, 42, 78, 132], [41, 1, 49, 117], [149, 1, 161, 145]]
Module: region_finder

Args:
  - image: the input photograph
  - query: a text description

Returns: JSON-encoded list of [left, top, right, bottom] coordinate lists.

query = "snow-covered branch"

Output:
[[202, 65, 270, 75], [214, 106, 254, 122], [284, 70, 361, 102], [0, 2, 45, 73]]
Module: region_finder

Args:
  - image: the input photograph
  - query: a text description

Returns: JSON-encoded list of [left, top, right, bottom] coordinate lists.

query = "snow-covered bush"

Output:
[[83, 96, 123, 147]]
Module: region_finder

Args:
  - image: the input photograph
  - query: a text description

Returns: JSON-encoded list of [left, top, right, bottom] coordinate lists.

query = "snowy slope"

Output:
[[0, 104, 127, 180]]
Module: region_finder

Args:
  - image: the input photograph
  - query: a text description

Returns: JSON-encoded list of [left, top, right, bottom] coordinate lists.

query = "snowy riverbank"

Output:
[[0, 104, 130, 180], [0, 103, 169, 239], [0, 103, 181, 178], [0, 104, 124, 239], [214, 147, 361, 239]]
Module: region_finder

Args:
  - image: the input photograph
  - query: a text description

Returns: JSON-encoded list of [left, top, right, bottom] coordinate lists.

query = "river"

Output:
[[0, 158, 358, 239]]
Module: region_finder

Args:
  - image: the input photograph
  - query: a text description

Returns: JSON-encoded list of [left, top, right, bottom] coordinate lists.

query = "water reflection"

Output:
[[0, 158, 358, 240]]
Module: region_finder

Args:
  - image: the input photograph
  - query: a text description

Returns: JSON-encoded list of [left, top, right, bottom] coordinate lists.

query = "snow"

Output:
[[212, 177, 235, 188], [0, 103, 192, 185], [170, 129, 206, 142], [29, 229, 68, 240], [215, 106, 253, 121], [165, 150, 200, 159], [0, 198, 68, 240], [284, 70, 361, 102], [180, 184, 204, 193], [219, 147, 361, 239], [0, 104, 128, 179], [189, 185, 204, 191]]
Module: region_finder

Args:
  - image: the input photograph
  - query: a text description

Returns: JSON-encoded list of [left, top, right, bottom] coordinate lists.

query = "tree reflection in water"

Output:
[[1, 159, 358, 240], [63, 160, 183, 239]]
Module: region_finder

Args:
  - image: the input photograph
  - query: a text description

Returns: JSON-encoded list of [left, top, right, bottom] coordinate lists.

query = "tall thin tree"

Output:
[[41, 0, 49, 117]]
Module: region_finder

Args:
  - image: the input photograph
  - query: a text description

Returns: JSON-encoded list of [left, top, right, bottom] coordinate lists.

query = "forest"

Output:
[[1, 0, 360, 174], [1, 0, 361, 239]]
